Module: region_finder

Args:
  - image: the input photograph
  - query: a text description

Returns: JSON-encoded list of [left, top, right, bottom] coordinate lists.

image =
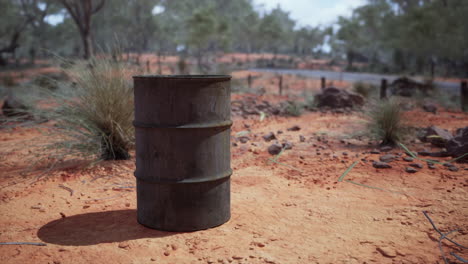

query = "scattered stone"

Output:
[[267, 144, 283, 155], [262, 132, 276, 142], [379, 154, 398, 163], [376, 246, 397, 258], [409, 163, 423, 169], [403, 156, 414, 162], [370, 149, 381, 154], [232, 256, 243, 260], [342, 152, 348, 156], [418, 150, 431, 156], [315, 87, 364, 109], [443, 163, 454, 167], [448, 166, 459, 172], [277, 130, 283, 134], [380, 146, 393, 152], [428, 163, 436, 170], [446, 127, 468, 163], [373, 161, 392, 169], [428, 151, 450, 157], [287, 125, 301, 131], [405, 167, 418, 173], [420, 126, 453, 147], [118, 242, 130, 249], [232, 142, 238, 147], [282, 141, 293, 150], [422, 102, 437, 114], [237, 136, 249, 144], [390, 76, 432, 97], [299, 135, 305, 142]]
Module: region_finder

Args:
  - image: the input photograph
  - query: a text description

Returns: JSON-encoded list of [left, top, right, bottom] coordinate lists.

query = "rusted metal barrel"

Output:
[[133, 75, 232, 231]]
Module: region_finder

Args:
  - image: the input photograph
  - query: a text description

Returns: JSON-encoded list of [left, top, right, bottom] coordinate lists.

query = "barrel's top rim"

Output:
[[133, 74, 232, 80]]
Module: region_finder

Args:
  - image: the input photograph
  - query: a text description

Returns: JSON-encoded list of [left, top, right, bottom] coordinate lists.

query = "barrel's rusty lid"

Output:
[[133, 75, 231, 80]]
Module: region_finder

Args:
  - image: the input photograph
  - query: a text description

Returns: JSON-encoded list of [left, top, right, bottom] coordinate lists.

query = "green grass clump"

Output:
[[25, 57, 136, 163], [283, 101, 304, 116], [366, 98, 407, 146]]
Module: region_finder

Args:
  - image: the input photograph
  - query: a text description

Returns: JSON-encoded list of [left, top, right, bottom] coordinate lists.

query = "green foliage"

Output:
[[366, 98, 407, 146], [283, 101, 304, 117]]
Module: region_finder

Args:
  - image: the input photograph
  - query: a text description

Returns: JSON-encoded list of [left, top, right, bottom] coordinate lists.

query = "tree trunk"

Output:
[[81, 30, 93, 59]]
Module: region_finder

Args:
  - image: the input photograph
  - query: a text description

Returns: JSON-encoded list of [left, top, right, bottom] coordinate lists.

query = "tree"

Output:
[[0, 0, 32, 65], [58, 0, 105, 59]]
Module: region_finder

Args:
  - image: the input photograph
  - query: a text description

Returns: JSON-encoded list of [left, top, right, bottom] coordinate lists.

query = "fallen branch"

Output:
[[58, 184, 74, 196], [0, 242, 46, 246]]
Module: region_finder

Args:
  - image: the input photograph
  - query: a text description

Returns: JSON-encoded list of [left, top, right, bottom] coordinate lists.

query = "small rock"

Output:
[[282, 141, 293, 150], [60, 212, 66, 218], [405, 167, 418, 173], [287, 125, 301, 131], [379, 154, 397, 163], [342, 152, 348, 156], [403, 156, 414, 162], [118, 242, 130, 249], [443, 163, 454, 167], [163, 251, 170, 256], [299, 135, 305, 142], [422, 102, 437, 114], [409, 163, 423, 169], [150, 258, 156, 261], [277, 130, 283, 134], [232, 142, 238, 147], [370, 149, 381, 154], [262, 132, 276, 142], [380, 146, 393, 152], [418, 150, 431, 156], [238, 136, 250, 144], [373, 161, 392, 169], [428, 163, 436, 170], [448, 166, 459, 172], [267, 144, 283, 155], [376, 246, 397, 258], [232, 256, 243, 260]]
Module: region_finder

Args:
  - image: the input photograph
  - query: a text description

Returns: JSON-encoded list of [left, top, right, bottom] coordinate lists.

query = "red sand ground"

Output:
[[0, 59, 467, 264], [1, 96, 467, 264]]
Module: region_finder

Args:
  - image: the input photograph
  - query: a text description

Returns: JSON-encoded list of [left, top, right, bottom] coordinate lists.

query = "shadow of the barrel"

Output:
[[37, 209, 176, 246]]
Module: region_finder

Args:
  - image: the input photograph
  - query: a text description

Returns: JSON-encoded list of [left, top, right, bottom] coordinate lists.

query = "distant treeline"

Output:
[[1, 0, 467, 77]]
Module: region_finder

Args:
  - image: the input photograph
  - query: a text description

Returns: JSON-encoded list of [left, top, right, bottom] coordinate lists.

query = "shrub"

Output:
[[366, 98, 407, 146], [40, 57, 135, 161], [283, 100, 304, 117]]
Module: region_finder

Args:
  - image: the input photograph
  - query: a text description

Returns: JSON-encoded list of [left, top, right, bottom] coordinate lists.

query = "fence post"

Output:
[[321, 77, 326, 90], [279, 75, 283, 95], [380, 79, 387, 100], [247, 74, 252, 90], [462, 81, 468, 112], [146, 60, 150, 73]]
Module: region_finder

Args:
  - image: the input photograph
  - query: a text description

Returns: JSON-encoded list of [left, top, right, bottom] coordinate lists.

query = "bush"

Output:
[[352, 81, 376, 98], [41, 57, 135, 161], [366, 98, 407, 146], [283, 100, 304, 116]]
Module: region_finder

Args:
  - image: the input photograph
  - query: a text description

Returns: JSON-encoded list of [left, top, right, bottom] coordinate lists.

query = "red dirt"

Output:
[[1, 94, 467, 264], [1, 59, 467, 264]]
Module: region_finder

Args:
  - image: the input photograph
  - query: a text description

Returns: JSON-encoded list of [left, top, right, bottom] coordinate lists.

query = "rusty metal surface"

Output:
[[133, 75, 232, 231]]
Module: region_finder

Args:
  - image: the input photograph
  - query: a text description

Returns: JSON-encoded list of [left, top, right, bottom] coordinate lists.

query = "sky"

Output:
[[253, 0, 366, 28], [47, 0, 366, 28]]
